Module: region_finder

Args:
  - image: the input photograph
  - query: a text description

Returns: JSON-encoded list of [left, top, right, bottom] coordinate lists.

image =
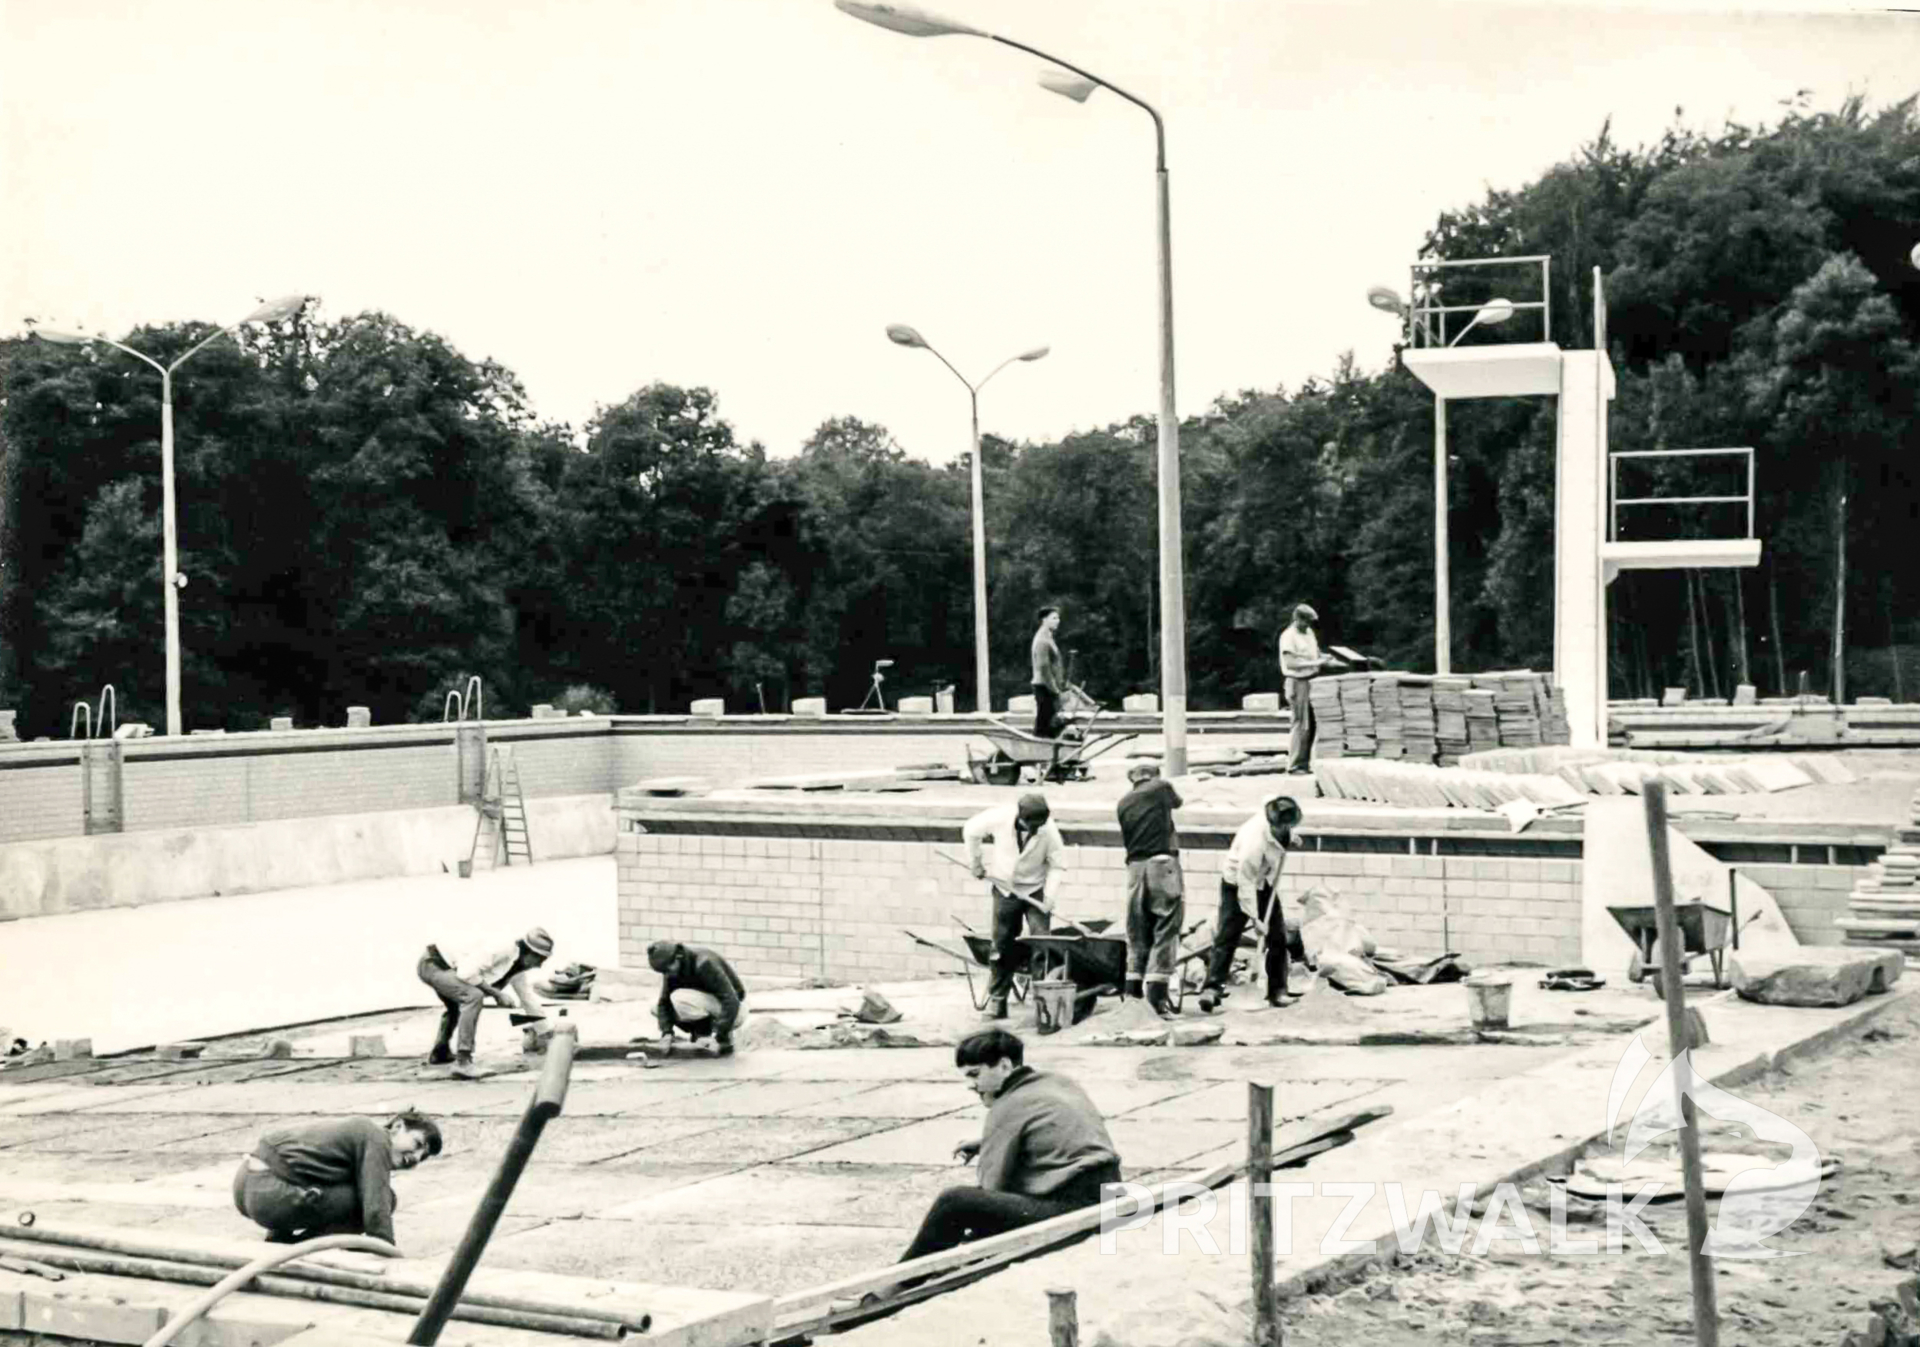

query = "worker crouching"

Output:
[[233, 1111, 442, 1248], [649, 940, 749, 1057]]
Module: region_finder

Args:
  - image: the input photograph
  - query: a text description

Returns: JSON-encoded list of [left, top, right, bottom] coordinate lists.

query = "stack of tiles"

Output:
[[1544, 686, 1571, 744], [1839, 787, 1920, 948], [1340, 675, 1377, 757], [1369, 676, 1405, 760], [1433, 677, 1471, 764], [1308, 678, 1345, 759], [1399, 679, 1438, 765], [1465, 689, 1500, 752]]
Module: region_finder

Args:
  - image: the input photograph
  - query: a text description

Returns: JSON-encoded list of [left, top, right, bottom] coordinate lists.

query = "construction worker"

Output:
[[648, 940, 749, 1057], [1280, 604, 1333, 773], [963, 792, 1068, 1021], [233, 1110, 442, 1247], [1116, 761, 1185, 1018], [1198, 795, 1304, 1012], [417, 926, 554, 1078]]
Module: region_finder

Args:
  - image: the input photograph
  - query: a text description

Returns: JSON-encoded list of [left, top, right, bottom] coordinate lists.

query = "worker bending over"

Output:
[[649, 940, 749, 1056], [963, 792, 1068, 1021], [416, 926, 554, 1078], [233, 1111, 442, 1247], [1199, 795, 1304, 1012], [897, 1028, 1122, 1262]]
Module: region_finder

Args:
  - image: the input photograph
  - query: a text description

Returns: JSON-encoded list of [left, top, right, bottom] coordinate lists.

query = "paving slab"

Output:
[[783, 1081, 977, 1120], [0, 1083, 203, 1115], [601, 1117, 895, 1167], [796, 1116, 979, 1167], [602, 1162, 961, 1228], [1119, 1076, 1401, 1124], [84, 1080, 426, 1116], [617, 1079, 870, 1118], [418, 1115, 720, 1164], [17, 1113, 260, 1153]]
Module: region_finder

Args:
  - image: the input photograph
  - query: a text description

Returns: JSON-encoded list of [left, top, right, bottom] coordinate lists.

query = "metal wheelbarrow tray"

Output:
[[966, 708, 1140, 786], [1606, 898, 1737, 998]]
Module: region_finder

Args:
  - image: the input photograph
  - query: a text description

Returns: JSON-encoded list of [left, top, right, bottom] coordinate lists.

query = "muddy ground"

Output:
[[1286, 995, 1918, 1345]]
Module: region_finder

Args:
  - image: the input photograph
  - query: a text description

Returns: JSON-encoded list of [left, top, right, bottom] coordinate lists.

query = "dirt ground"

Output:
[[1284, 995, 1920, 1345]]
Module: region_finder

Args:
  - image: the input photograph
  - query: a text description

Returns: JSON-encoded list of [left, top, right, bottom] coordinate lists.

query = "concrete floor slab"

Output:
[[599, 1117, 891, 1167], [85, 1080, 426, 1115], [726, 1049, 961, 1081], [614, 1079, 867, 1118], [427, 1115, 720, 1164], [783, 1081, 975, 1120], [0, 1151, 197, 1185], [0, 1112, 131, 1148], [602, 1162, 959, 1229], [19, 1113, 259, 1153], [1102, 1118, 1247, 1171], [795, 1116, 979, 1167], [0, 1083, 204, 1115], [1120, 1077, 1401, 1124]]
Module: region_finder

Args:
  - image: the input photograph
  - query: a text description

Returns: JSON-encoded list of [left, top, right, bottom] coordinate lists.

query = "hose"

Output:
[[143, 1234, 397, 1347]]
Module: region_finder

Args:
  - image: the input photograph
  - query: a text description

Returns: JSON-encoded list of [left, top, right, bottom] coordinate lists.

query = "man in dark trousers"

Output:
[[416, 926, 554, 1078], [962, 792, 1068, 1020], [1030, 606, 1068, 740], [897, 1028, 1122, 1262], [233, 1111, 442, 1247], [1198, 795, 1306, 1012], [648, 940, 749, 1056], [1116, 761, 1186, 1018]]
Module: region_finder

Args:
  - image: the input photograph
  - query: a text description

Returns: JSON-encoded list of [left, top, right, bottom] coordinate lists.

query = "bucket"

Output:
[[1465, 974, 1512, 1030], [1032, 979, 1076, 1035], [936, 686, 956, 715], [457, 859, 473, 879]]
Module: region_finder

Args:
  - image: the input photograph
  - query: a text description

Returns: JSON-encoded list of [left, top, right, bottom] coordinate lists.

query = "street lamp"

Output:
[[837, 0, 1192, 773], [885, 324, 1048, 716], [32, 295, 310, 737]]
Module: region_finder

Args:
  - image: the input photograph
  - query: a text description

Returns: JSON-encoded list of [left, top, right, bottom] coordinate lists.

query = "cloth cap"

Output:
[[646, 940, 681, 973], [1294, 604, 1318, 621], [1265, 796, 1302, 830], [521, 927, 554, 959], [1127, 762, 1160, 783], [1016, 793, 1050, 824]]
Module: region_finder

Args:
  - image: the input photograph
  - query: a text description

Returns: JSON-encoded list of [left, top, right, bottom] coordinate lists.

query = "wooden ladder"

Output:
[[467, 747, 534, 872]]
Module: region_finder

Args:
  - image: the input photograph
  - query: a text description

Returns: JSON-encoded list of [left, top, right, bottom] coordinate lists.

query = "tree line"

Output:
[[2, 94, 1916, 738]]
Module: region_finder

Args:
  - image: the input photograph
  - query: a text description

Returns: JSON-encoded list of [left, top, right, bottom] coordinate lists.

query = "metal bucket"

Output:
[[1032, 979, 1076, 1035], [457, 859, 473, 879], [1465, 974, 1512, 1030]]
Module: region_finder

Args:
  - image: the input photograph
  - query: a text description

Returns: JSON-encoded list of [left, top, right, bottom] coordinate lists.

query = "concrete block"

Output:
[[269, 717, 294, 731], [530, 703, 557, 719], [1123, 693, 1159, 713], [1732, 684, 1757, 706], [1242, 692, 1281, 712], [1731, 946, 1904, 1007], [189, 729, 227, 736], [0, 1288, 19, 1331], [348, 1034, 387, 1058], [261, 1038, 295, 1059], [1661, 687, 1687, 707], [690, 698, 725, 718], [157, 1041, 207, 1060], [896, 696, 934, 716], [52, 1037, 92, 1060], [792, 697, 828, 717], [345, 706, 372, 728], [1007, 695, 1037, 715], [22, 1291, 170, 1345]]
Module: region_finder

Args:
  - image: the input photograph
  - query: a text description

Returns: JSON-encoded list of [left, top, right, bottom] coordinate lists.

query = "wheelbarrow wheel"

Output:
[[982, 759, 1020, 787], [1626, 953, 1647, 985]]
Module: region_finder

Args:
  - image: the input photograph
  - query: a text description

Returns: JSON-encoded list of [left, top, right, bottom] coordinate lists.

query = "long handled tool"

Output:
[[933, 849, 1093, 937]]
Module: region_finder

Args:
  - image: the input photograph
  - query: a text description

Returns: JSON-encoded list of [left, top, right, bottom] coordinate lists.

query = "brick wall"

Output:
[[0, 748, 84, 843], [1725, 863, 1855, 947]]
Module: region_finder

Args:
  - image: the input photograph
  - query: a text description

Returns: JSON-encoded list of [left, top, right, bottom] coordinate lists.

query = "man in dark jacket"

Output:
[[232, 1111, 442, 1247], [648, 940, 749, 1056], [1116, 761, 1186, 1018], [897, 1028, 1122, 1262]]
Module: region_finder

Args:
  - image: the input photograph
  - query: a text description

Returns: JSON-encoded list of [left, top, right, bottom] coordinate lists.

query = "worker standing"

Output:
[[1280, 604, 1331, 774], [648, 940, 750, 1057], [416, 927, 554, 1079], [1030, 606, 1068, 740], [1116, 761, 1185, 1018], [233, 1111, 442, 1247], [1198, 795, 1303, 1012], [962, 793, 1068, 1021]]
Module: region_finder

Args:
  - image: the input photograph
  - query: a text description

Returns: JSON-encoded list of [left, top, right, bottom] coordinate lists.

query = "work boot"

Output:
[[1124, 977, 1144, 1001], [1196, 986, 1224, 1014], [982, 996, 1009, 1021], [450, 1053, 482, 1080], [425, 1044, 454, 1067], [714, 1039, 735, 1059], [1145, 983, 1176, 1020]]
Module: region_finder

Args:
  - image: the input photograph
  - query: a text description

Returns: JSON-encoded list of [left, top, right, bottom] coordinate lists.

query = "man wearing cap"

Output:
[[649, 940, 749, 1057], [1116, 761, 1185, 1018], [1198, 795, 1305, 1013], [1280, 604, 1330, 774], [962, 793, 1068, 1020], [416, 927, 554, 1079], [234, 1110, 442, 1247]]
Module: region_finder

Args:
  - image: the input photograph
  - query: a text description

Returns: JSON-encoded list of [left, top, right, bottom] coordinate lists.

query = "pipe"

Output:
[[408, 1024, 578, 1346], [0, 1240, 628, 1340], [0, 1217, 648, 1330], [144, 1234, 395, 1347]]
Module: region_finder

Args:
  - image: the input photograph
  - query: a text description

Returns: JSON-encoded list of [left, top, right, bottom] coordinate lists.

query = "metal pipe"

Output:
[[1435, 396, 1450, 675], [408, 1024, 578, 1345], [161, 372, 181, 737]]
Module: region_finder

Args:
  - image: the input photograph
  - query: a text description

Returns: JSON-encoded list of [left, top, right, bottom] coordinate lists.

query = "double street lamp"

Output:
[[33, 295, 310, 737], [837, 0, 1192, 773], [885, 324, 1048, 716]]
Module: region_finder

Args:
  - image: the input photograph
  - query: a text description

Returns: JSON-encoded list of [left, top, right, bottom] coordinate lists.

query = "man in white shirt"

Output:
[[1198, 796, 1302, 1012], [963, 793, 1068, 1020], [1279, 604, 1330, 774], [416, 927, 553, 1078]]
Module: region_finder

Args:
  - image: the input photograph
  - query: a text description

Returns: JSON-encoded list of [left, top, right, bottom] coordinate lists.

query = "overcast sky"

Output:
[[4, 1, 1916, 465]]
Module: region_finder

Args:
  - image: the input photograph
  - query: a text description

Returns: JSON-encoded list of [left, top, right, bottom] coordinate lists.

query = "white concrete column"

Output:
[[1554, 351, 1614, 747]]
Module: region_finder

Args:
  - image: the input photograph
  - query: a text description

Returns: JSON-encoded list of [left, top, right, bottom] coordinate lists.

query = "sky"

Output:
[[4, 0, 1918, 468]]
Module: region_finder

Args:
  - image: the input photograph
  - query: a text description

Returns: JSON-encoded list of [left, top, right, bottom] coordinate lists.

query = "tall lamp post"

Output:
[[32, 295, 310, 737], [885, 324, 1048, 715], [836, 0, 1191, 773]]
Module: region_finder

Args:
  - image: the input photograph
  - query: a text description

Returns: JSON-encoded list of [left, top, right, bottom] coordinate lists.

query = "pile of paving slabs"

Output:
[[1839, 787, 1920, 945]]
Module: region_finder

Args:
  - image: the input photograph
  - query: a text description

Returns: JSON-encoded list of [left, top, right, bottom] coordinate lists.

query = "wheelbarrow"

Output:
[[1021, 917, 1212, 1013], [966, 688, 1140, 785], [900, 919, 1035, 1012], [1607, 896, 1738, 1000]]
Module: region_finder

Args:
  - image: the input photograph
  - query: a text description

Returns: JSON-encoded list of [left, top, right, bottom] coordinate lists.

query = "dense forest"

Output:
[[2, 96, 1917, 738]]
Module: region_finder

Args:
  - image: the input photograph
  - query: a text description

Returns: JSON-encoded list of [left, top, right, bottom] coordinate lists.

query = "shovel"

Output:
[[933, 850, 1094, 937]]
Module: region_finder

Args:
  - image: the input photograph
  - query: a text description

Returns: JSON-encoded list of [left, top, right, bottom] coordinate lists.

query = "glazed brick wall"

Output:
[[1727, 863, 1856, 947], [0, 751, 85, 843]]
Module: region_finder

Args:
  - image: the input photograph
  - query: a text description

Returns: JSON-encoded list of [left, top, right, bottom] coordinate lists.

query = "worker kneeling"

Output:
[[649, 940, 749, 1056], [233, 1111, 442, 1248], [898, 1028, 1122, 1263]]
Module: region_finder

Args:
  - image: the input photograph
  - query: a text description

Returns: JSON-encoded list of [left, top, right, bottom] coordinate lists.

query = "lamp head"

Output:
[[242, 294, 308, 324], [1017, 345, 1050, 362], [1366, 286, 1407, 317], [30, 326, 94, 346], [834, 0, 984, 38], [1476, 297, 1516, 326], [886, 324, 928, 349], [1038, 70, 1098, 103]]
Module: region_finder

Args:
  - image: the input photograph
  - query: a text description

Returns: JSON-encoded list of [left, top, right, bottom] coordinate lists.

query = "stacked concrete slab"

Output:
[[1838, 787, 1920, 948], [1309, 671, 1568, 765]]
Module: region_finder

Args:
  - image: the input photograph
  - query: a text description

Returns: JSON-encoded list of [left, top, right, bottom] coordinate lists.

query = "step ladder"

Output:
[[466, 747, 533, 873]]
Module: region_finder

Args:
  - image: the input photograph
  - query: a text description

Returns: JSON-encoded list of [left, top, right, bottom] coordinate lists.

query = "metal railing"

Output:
[[68, 684, 117, 740], [1408, 255, 1552, 348], [443, 676, 485, 723], [1610, 447, 1756, 542]]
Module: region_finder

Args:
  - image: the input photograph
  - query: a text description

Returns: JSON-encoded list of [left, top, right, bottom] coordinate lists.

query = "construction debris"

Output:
[[1730, 947, 1905, 1007]]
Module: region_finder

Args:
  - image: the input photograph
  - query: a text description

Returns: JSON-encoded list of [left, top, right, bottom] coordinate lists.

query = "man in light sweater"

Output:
[[963, 793, 1068, 1020], [896, 1028, 1122, 1262], [233, 1111, 442, 1247], [416, 926, 554, 1078], [1198, 795, 1305, 1012]]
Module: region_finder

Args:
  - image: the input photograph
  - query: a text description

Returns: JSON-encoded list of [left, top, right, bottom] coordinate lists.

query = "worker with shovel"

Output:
[[1198, 795, 1305, 1012], [233, 1110, 442, 1247], [963, 792, 1069, 1021], [416, 926, 554, 1078]]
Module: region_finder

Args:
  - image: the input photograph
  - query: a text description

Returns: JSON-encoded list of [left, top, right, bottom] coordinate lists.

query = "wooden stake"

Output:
[[1642, 779, 1720, 1347], [1250, 1081, 1281, 1347], [1046, 1287, 1079, 1347]]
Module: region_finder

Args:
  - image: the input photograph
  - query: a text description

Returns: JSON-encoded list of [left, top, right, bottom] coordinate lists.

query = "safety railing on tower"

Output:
[[1406, 255, 1552, 349]]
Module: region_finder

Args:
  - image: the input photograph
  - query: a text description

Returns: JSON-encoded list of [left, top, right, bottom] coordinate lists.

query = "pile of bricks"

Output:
[[1310, 672, 1569, 766], [1838, 787, 1920, 948]]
